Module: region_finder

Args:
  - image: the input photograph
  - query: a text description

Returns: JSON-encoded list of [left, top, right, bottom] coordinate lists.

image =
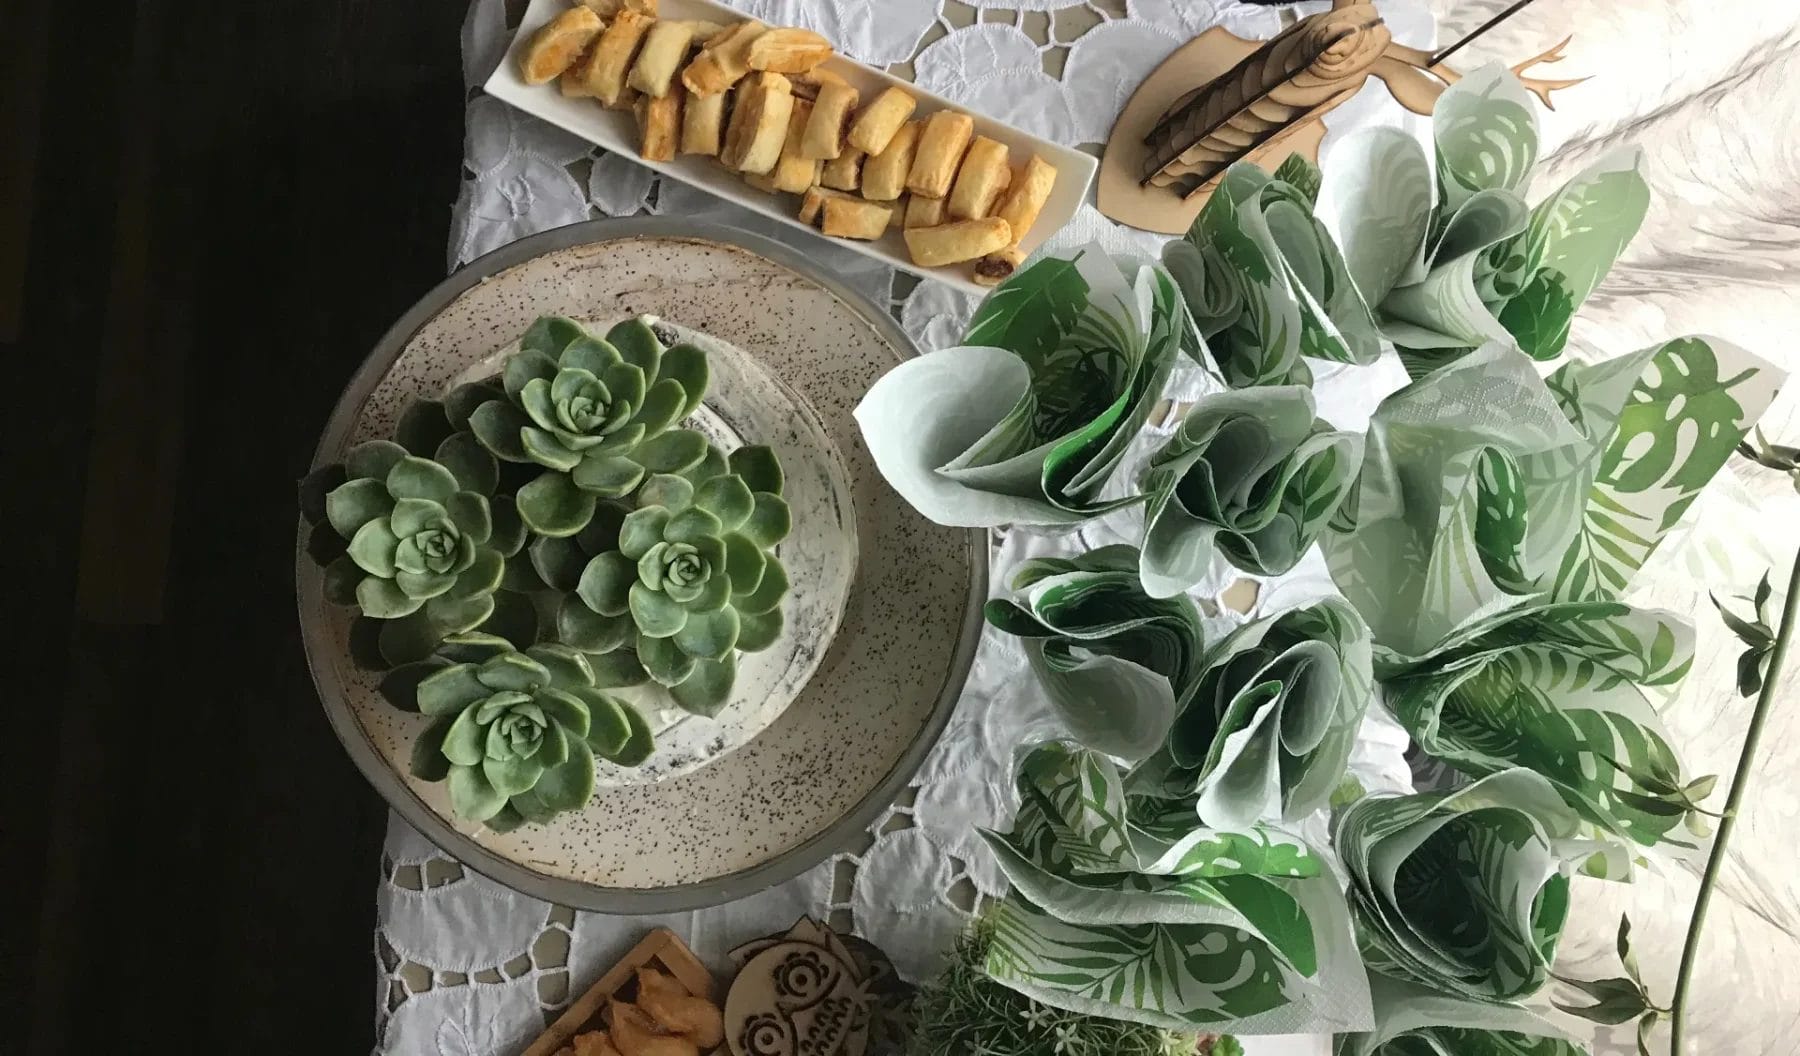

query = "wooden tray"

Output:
[[523, 928, 721, 1056]]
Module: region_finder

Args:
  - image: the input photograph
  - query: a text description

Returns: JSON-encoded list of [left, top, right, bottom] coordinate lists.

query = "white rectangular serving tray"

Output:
[[485, 0, 1097, 294]]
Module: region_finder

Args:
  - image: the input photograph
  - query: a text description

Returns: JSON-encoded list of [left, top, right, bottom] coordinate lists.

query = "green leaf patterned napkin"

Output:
[[1139, 385, 1362, 598], [854, 247, 1188, 527], [1318, 64, 1649, 367], [1136, 598, 1373, 830], [1336, 974, 1586, 1056], [981, 743, 1373, 1035], [1165, 157, 1382, 389], [985, 545, 1208, 763], [1334, 768, 1591, 1005]]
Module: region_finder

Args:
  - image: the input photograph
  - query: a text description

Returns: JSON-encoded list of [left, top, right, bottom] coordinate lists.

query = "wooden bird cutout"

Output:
[[1098, 0, 1585, 233]]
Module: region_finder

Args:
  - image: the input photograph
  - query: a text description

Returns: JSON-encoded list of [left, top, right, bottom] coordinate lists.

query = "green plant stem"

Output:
[[1668, 545, 1800, 1054]]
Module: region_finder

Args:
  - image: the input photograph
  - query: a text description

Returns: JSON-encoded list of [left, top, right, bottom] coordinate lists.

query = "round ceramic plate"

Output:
[[298, 219, 985, 912]]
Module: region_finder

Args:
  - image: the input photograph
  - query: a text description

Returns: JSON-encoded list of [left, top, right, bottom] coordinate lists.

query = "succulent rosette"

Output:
[[464, 315, 712, 536], [984, 545, 1207, 763], [855, 247, 1187, 527], [1316, 65, 1647, 373], [1165, 155, 1381, 389], [1139, 598, 1372, 830], [399, 636, 653, 830], [565, 446, 789, 716], [1138, 385, 1361, 598], [301, 431, 518, 627], [980, 743, 1369, 1034], [1333, 769, 1589, 1006]]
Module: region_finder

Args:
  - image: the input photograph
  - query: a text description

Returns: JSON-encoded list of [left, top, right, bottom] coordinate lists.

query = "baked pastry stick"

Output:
[[798, 186, 857, 225], [974, 246, 1026, 286], [801, 80, 858, 160], [771, 99, 822, 193], [637, 82, 682, 162], [626, 19, 696, 97], [721, 73, 794, 174], [519, 7, 604, 85], [905, 110, 974, 198], [846, 87, 917, 156], [904, 194, 947, 229], [904, 217, 1010, 266], [680, 87, 729, 156], [946, 136, 1010, 220], [682, 20, 766, 96], [574, 8, 654, 106], [819, 147, 863, 191], [995, 154, 1057, 243], [748, 28, 833, 73], [860, 119, 920, 202], [821, 198, 892, 240]]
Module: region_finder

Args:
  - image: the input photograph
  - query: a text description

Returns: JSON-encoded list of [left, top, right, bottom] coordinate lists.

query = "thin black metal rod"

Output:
[[1426, 0, 1544, 68]]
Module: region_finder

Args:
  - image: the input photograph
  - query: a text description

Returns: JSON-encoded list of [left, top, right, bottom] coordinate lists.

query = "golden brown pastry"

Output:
[[819, 146, 863, 191], [519, 7, 604, 85], [682, 19, 728, 42], [846, 87, 918, 156], [636, 970, 724, 1050], [904, 217, 1011, 266], [995, 154, 1057, 244], [801, 79, 857, 160], [626, 19, 696, 98], [608, 1001, 698, 1056], [747, 28, 833, 73], [906, 110, 974, 198], [574, 9, 654, 106], [741, 170, 781, 193], [860, 118, 919, 201], [679, 87, 728, 156], [946, 135, 1010, 219], [821, 198, 894, 240], [569, 1031, 623, 1056], [799, 185, 856, 225], [905, 193, 947, 229], [574, 0, 655, 15], [720, 72, 793, 174], [681, 20, 766, 96], [637, 84, 682, 161], [771, 98, 822, 193], [560, 66, 596, 97], [974, 245, 1026, 286]]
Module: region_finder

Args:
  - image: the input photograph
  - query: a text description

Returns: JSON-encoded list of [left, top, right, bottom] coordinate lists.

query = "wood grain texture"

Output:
[[523, 928, 720, 1056], [8, 0, 466, 1050]]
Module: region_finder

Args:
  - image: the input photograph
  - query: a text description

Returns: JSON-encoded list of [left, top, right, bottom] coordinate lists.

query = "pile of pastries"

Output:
[[554, 967, 724, 1056], [518, 0, 1060, 284]]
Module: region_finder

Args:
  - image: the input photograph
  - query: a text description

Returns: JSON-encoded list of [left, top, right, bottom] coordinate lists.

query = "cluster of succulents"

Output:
[[301, 315, 788, 829]]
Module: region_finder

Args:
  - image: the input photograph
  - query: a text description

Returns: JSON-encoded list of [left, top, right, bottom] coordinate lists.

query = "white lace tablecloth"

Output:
[[371, 2, 1800, 1053]]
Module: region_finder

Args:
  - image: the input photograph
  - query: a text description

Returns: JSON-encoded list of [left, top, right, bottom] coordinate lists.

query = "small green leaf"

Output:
[[416, 663, 491, 716], [357, 574, 422, 618], [426, 592, 496, 636], [619, 507, 671, 560], [741, 492, 791, 547], [477, 652, 550, 692], [517, 471, 598, 538], [637, 473, 694, 512], [445, 381, 502, 432], [386, 456, 459, 504], [524, 643, 594, 689], [453, 763, 515, 820], [409, 716, 456, 781], [728, 445, 783, 495], [570, 453, 646, 497], [445, 492, 492, 545], [606, 317, 664, 377], [519, 376, 559, 431], [323, 555, 362, 606], [665, 507, 721, 544], [379, 611, 450, 665], [1553, 976, 1651, 1025], [723, 532, 767, 595], [556, 596, 631, 653], [326, 478, 395, 539], [587, 649, 649, 688], [441, 707, 487, 767], [437, 632, 515, 663], [639, 632, 697, 686], [434, 432, 500, 495], [469, 400, 532, 463], [629, 379, 685, 435], [377, 659, 449, 713], [532, 738, 596, 811], [521, 426, 582, 471], [605, 696, 656, 767], [487, 496, 528, 556], [528, 534, 584, 592], [576, 688, 632, 757], [557, 336, 621, 378], [519, 316, 585, 359], [630, 583, 688, 637], [503, 347, 559, 401], [695, 475, 754, 529], [659, 344, 710, 417], [631, 429, 708, 475], [735, 556, 788, 614], [672, 654, 736, 716], [299, 463, 347, 526], [682, 445, 729, 486], [736, 606, 783, 652], [674, 606, 739, 661], [394, 399, 454, 458], [345, 440, 408, 482], [576, 551, 637, 616], [395, 569, 455, 600]]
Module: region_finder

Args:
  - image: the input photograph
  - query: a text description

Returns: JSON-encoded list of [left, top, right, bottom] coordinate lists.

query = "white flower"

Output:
[[1054, 1022, 1086, 1055]]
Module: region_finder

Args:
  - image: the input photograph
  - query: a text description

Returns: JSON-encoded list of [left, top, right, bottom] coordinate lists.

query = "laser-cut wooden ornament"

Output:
[[1097, 0, 1584, 234]]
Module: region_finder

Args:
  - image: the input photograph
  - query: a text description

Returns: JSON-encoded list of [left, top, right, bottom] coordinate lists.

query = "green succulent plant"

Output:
[[464, 315, 713, 538], [402, 636, 654, 830], [567, 446, 790, 716]]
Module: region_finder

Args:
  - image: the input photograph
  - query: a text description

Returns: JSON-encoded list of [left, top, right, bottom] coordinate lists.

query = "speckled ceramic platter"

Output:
[[297, 219, 985, 912]]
